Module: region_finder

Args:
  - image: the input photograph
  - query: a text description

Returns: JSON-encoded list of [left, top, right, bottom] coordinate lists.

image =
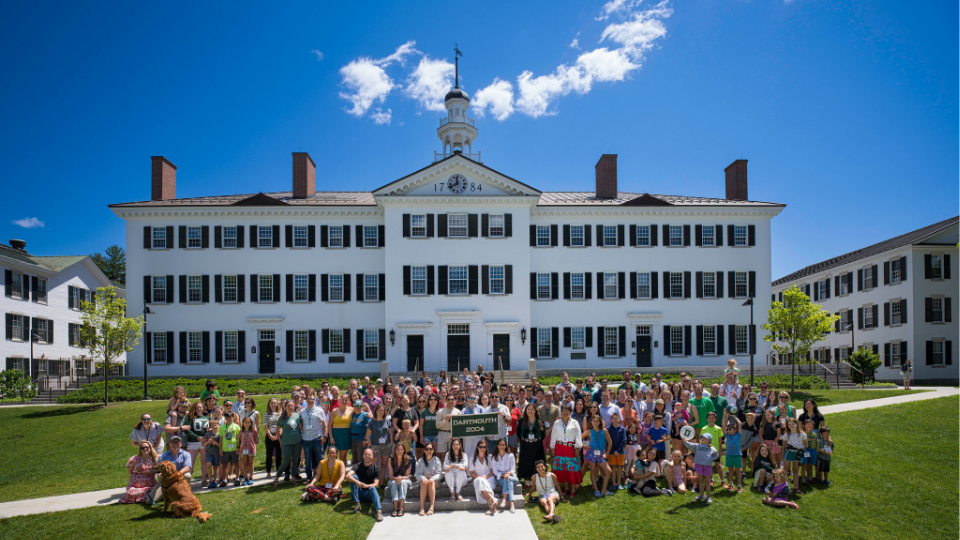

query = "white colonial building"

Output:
[[772, 216, 958, 384], [2, 239, 126, 377], [111, 84, 784, 377]]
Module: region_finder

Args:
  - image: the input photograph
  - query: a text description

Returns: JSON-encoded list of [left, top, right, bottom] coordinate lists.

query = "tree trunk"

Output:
[[103, 353, 109, 408], [790, 346, 796, 392]]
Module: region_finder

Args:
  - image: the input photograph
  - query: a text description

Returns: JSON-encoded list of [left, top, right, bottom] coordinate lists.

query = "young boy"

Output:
[[816, 427, 833, 485], [722, 415, 744, 492], [725, 358, 740, 381], [201, 420, 222, 488], [606, 412, 626, 490], [683, 433, 720, 503], [648, 415, 670, 461], [220, 412, 241, 487], [801, 419, 819, 485], [396, 418, 417, 460], [700, 411, 725, 487]]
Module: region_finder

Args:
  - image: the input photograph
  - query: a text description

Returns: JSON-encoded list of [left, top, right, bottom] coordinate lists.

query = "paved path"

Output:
[[0, 386, 955, 526]]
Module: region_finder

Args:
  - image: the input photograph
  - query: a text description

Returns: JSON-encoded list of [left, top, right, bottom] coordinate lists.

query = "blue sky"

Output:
[[0, 0, 956, 280]]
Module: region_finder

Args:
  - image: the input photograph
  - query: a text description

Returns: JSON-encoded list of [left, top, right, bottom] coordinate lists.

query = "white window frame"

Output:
[[735, 325, 748, 355], [329, 226, 343, 248], [71, 285, 80, 309], [152, 227, 167, 249], [363, 225, 378, 248], [294, 274, 309, 302], [448, 266, 468, 295], [187, 226, 202, 248], [536, 225, 550, 247], [10, 315, 23, 341], [890, 341, 902, 367], [819, 280, 828, 300], [604, 327, 618, 358], [670, 272, 683, 299], [703, 325, 717, 355], [670, 326, 684, 356], [863, 266, 873, 289], [329, 274, 344, 302], [294, 330, 309, 362], [931, 297, 944, 323], [152, 276, 167, 304], [637, 325, 651, 336], [223, 275, 238, 303], [734, 225, 747, 246], [839, 346, 849, 362], [864, 304, 874, 327], [604, 272, 617, 299], [364, 330, 379, 361], [735, 271, 748, 299], [603, 225, 617, 247], [839, 274, 850, 296], [259, 275, 274, 302], [34, 319, 48, 343], [364, 274, 379, 302], [187, 275, 202, 303], [35, 278, 47, 304], [258, 226, 273, 248], [293, 225, 308, 248], [537, 327, 552, 358], [669, 225, 682, 247], [932, 340, 945, 366], [223, 226, 238, 248], [152, 332, 168, 364], [489, 214, 504, 238], [329, 329, 344, 354], [411, 214, 427, 238], [449, 214, 468, 238], [892, 300, 902, 326], [636, 225, 650, 247], [9, 272, 22, 299], [570, 225, 584, 247], [931, 255, 943, 280], [489, 265, 505, 295], [636, 272, 651, 299], [703, 271, 716, 299], [571, 327, 585, 352], [188, 331, 202, 363], [571, 272, 584, 300], [224, 331, 239, 363], [536, 273, 551, 300], [701, 226, 715, 247], [411, 266, 427, 296], [891, 258, 902, 284]]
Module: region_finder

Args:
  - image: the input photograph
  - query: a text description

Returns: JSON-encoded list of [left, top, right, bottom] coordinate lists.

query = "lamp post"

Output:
[[142, 305, 153, 401], [742, 298, 754, 386], [28, 330, 40, 379]]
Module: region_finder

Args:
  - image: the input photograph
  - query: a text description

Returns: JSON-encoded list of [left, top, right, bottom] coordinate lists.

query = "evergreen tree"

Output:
[[91, 245, 125, 286]]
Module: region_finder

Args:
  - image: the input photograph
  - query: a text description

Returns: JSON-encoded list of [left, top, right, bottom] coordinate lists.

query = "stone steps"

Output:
[[382, 481, 525, 512]]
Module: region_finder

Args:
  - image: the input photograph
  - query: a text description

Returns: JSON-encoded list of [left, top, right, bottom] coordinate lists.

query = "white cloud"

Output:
[[405, 56, 455, 112], [600, 2, 671, 53], [371, 108, 392, 125], [570, 32, 581, 49], [338, 41, 421, 121], [576, 47, 637, 82], [311, 49, 324, 61], [515, 70, 568, 118], [596, 0, 643, 21], [473, 78, 515, 121], [13, 217, 43, 229], [376, 41, 420, 67]]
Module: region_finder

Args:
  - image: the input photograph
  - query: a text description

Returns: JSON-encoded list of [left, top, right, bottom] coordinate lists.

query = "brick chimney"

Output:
[[595, 154, 618, 199], [724, 159, 748, 201], [151, 156, 177, 201], [292, 152, 316, 199]]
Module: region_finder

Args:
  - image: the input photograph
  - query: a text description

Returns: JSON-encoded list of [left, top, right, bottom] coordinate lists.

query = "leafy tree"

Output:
[[0, 369, 36, 403], [80, 286, 144, 407], [90, 245, 126, 286], [763, 285, 839, 391], [847, 347, 882, 385]]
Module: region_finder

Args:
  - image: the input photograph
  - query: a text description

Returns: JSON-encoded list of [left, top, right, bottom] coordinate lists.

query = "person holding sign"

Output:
[[435, 395, 461, 460], [443, 438, 469, 501], [460, 395, 486, 461], [550, 403, 583, 499]]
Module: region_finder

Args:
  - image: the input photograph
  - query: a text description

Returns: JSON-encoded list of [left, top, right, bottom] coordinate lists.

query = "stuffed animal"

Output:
[[154, 461, 211, 522]]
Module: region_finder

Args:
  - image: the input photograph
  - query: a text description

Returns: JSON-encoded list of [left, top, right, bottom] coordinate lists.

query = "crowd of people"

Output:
[[123, 360, 835, 521]]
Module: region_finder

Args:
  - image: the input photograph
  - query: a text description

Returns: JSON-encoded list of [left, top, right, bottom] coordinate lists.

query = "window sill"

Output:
[[290, 246, 312, 250], [634, 297, 654, 301], [931, 364, 947, 368], [699, 297, 720, 300], [486, 236, 507, 240], [217, 246, 241, 250], [405, 236, 429, 240], [324, 246, 346, 249], [566, 244, 587, 248], [633, 245, 653, 248], [667, 245, 686, 248], [183, 247, 204, 250], [255, 301, 279, 304], [222, 360, 240, 364], [360, 246, 383, 249], [446, 236, 471, 240], [148, 248, 172, 251], [931, 321, 946, 325], [567, 297, 587, 301], [186, 362, 204, 365], [699, 244, 718, 248], [600, 298, 622, 301]]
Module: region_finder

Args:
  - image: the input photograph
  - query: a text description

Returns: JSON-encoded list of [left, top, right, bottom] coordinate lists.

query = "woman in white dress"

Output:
[[469, 440, 498, 515], [443, 438, 469, 501]]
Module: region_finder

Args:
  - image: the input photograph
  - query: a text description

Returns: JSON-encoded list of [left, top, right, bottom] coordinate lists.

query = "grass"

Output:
[[785, 389, 926, 410]]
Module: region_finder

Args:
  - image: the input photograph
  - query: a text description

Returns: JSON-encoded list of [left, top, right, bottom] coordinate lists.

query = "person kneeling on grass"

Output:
[[302, 446, 346, 503], [532, 460, 562, 523], [683, 433, 719, 504], [628, 447, 673, 497], [762, 468, 798, 509]]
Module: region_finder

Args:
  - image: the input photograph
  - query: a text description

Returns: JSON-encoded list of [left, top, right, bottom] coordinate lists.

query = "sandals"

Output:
[[449, 494, 456, 502], [398, 508, 405, 517], [427, 508, 434, 515], [419, 509, 425, 516], [391, 510, 398, 517]]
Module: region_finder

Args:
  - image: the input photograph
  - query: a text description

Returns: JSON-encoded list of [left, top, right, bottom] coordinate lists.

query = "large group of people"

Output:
[[123, 361, 835, 521]]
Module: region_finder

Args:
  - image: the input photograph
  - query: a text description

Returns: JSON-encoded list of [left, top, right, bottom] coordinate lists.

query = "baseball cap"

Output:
[[701, 433, 712, 442], [170, 435, 183, 442]]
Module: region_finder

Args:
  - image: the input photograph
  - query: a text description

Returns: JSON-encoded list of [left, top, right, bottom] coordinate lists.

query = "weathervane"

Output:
[[453, 43, 463, 89]]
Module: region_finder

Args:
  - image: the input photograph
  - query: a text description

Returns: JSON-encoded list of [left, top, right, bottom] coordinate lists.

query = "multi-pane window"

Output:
[[637, 325, 651, 336], [839, 274, 850, 296], [839, 310, 852, 331], [448, 324, 470, 334], [9, 315, 22, 341], [839, 346, 849, 362], [188, 275, 202, 303], [411, 266, 427, 295], [734, 226, 747, 246], [931, 255, 943, 279], [258, 226, 273, 248], [72, 286, 80, 309], [864, 304, 874, 327], [152, 276, 167, 303], [224, 331, 238, 362], [604, 327, 618, 357], [294, 274, 308, 302], [570, 225, 584, 246], [603, 226, 617, 247], [364, 330, 379, 360], [670, 272, 683, 299], [363, 226, 378, 247], [735, 325, 748, 355], [188, 331, 202, 363], [537, 327, 552, 358], [294, 226, 308, 247], [411, 215, 427, 238], [703, 272, 716, 298], [329, 274, 343, 302], [931, 298, 944, 323], [34, 319, 48, 342], [637, 272, 651, 299], [703, 325, 716, 355], [701, 226, 715, 246], [260, 275, 273, 302], [604, 273, 617, 299], [670, 326, 684, 356], [489, 265, 505, 294], [669, 226, 682, 246], [636, 225, 650, 246], [890, 341, 901, 366], [449, 214, 468, 237], [187, 226, 202, 248], [489, 214, 504, 237], [152, 227, 167, 249], [891, 258, 902, 284], [892, 300, 902, 325], [536, 225, 550, 246], [571, 272, 584, 299], [260, 330, 275, 341], [448, 266, 468, 295], [364, 274, 379, 301], [152, 332, 168, 363], [294, 330, 309, 361], [223, 275, 237, 303], [863, 266, 873, 289], [329, 329, 344, 354], [536, 273, 551, 300], [818, 280, 828, 300], [35, 278, 47, 303], [329, 226, 343, 248], [932, 341, 944, 365], [223, 226, 238, 248], [9, 272, 22, 298], [735, 271, 748, 298], [571, 327, 585, 351]]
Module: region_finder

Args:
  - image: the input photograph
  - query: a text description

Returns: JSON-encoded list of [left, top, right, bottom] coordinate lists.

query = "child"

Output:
[[624, 422, 641, 474], [741, 411, 762, 469], [780, 418, 807, 494], [683, 453, 698, 491], [583, 414, 612, 497], [761, 409, 782, 468], [670, 402, 689, 453], [800, 419, 818, 485], [700, 412, 725, 488], [220, 412, 241, 487], [238, 416, 259, 486], [816, 427, 833, 485], [201, 420, 221, 488], [683, 433, 719, 503], [663, 450, 687, 494], [762, 468, 798, 509], [629, 447, 672, 497], [649, 415, 670, 461], [606, 412, 626, 490], [752, 444, 776, 488], [638, 411, 654, 453], [395, 418, 417, 460], [725, 358, 740, 381], [721, 414, 743, 492]]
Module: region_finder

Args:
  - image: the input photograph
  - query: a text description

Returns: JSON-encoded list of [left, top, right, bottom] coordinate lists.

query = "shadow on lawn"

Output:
[[19, 406, 103, 419]]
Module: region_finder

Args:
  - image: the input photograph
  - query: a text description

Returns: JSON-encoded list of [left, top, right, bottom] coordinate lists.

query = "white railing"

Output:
[[434, 151, 481, 163], [439, 115, 475, 127]]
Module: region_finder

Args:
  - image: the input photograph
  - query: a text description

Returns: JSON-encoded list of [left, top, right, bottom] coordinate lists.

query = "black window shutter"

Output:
[[945, 297, 952, 322], [551, 327, 559, 358], [142, 278, 149, 304], [563, 225, 570, 247], [585, 272, 592, 299], [925, 298, 933, 322], [402, 214, 410, 238], [250, 275, 258, 302], [900, 341, 908, 365], [629, 272, 637, 299], [272, 225, 280, 248], [684, 326, 692, 356], [308, 225, 316, 247], [529, 225, 536, 247], [530, 327, 537, 359], [403, 266, 411, 295], [650, 225, 657, 246], [249, 226, 257, 247], [696, 272, 703, 298], [379, 274, 386, 301], [179, 332, 187, 364], [664, 272, 671, 299], [215, 331, 223, 363], [618, 271, 625, 299], [884, 261, 890, 285], [342, 225, 351, 247], [343, 328, 351, 354], [236, 274, 245, 303], [482, 265, 489, 295], [901, 299, 908, 323], [884, 343, 891, 367], [564, 272, 571, 300], [662, 225, 669, 246], [201, 275, 210, 303], [322, 329, 330, 354], [858, 269, 863, 291], [834, 276, 840, 295], [729, 325, 736, 354], [427, 266, 436, 295], [629, 225, 637, 247], [179, 226, 187, 249], [727, 225, 735, 246], [438, 215, 448, 238], [858, 307, 864, 329], [438, 266, 448, 295], [199, 225, 209, 248], [378, 330, 386, 359], [378, 225, 385, 247], [308, 274, 316, 302], [696, 326, 704, 356], [835, 314, 840, 333], [320, 225, 328, 247], [563, 327, 571, 348], [617, 225, 624, 247], [236, 225, 244, 248], [747, 225, 756, 246], [872, 304, 879, 327], [946, 340, 953, 365], [178, 275, 187, 303], [504, 265, 512, 294], [356, 274, 364, 301], [427, 215, 435, 238], [716, 325, 725, 355], [285, 225, 293, 247], [650, 272, 657, 299], [926, 340, 933, 365], [529, 273, 537, 300], [166, 276, 174, 303], [825, 275, 831, 298], [683, 225, 690, 246], [273, 274, 280, 302], [468, 214, 478, 238], [504, 214, 512, 237], [695, 225, 702, 246], [469, 266, 479, 295], [715, 225, 723, 246], [481, 214, 489, 237], [618, 326, 626, 357], [884, 302, 890, 326], [551, 272, 559, 300], [143, 226, 151, 249], [215, 226, 222, 249], [215, 275, 222, 303], [309, 330, 317, 361], [716, 271, 724, 298], [945, 255, 951, 279], [925, 254, 933, 279], [68, 285, 74, 308], [585, 224, 592, 246], [598, 272, 606, 300], [585, 327, 593, 348], [287, 331, 294, 361], [684, 271, 691, 299], [900, 256, 908, 281], [356, 225, 363, 247], [321, 274, 329, 301], [663, 326, 671, 355], [748, 271, 756, 298]]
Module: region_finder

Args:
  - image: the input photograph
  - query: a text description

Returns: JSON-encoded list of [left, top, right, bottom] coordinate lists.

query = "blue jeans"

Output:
[[497, 474, 519, 501], [351, 485, 381, 510], [303, 439, 323, 480]]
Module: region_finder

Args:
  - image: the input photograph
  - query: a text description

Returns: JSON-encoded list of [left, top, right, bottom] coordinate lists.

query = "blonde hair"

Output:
[[138, 440, 159, 462]]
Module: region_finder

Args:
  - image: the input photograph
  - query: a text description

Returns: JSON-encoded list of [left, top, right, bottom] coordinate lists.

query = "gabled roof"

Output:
[[372, 153, 541, 196], [537, 192, 785, 207], [232, 192, 289, 206], [109, 191, 377, 208], [30, 255, 87, 272], [0, 243, 43, 268], [773, 215, 959, 286]]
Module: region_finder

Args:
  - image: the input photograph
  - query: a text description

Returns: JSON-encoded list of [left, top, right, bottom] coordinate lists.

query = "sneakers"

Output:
[[376, 510, 384, 522], [705, 497, 713, 504], [661, 489, 673, 496], [234, 479, 241, 487], [220, 481, 229, 488], [244, 480, 254, 487], [737, 486, 743, 493], [632, 486, 643, 495], [695, 495, 704, 502], [353, 503, 362, 514]]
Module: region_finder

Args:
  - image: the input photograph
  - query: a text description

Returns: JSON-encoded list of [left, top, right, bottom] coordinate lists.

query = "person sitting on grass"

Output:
[[662, 450, 687, 494], [762, 468, 798, 509], [345, 447, 384, 522], [120, 441, 158, 504], [683, 432, 719, 504], [628, 447, 672, 497], [816, 427, 834, 485], [752, 444, 776, 488], [532, 460, 562, 523], [303, 445, 346, 503]]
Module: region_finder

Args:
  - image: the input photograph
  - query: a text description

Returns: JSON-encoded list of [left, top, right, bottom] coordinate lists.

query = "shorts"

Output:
[[221, 451, 239, 464], [817, 459, 831, 473], [655, 449, 666, 461], [713, 454, 721, 463], [437, 431, 453, 453], [763, 440, 780, 455], [423, 435, 438, 444], [725, 455, 742, 468], [783, 449, 801, 463], [373, 443, 393, 459], [506, 434, 517, 448], [801, 450, 817, 466], [608, 453, 625, 467], [205, 453, 221, 467], [753, 469, 769, 485], [694, 464, 713, 476], [187, 441, 202, 451]]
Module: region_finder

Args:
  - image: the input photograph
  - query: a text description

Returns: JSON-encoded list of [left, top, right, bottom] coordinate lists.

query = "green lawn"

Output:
[[785, 388, 926, 410]]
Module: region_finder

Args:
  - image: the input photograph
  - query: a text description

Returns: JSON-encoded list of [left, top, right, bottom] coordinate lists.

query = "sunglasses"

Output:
[[140, 446, 150, 450], [477, 445, 487, 449]]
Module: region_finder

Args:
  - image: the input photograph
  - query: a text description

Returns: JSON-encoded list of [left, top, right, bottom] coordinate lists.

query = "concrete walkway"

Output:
[[367, 508, 538, 540], [817, 386, 957, 415]]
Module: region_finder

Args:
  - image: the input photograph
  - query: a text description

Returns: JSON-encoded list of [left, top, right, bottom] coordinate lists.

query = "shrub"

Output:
[[57, 376, 358, 404], [537, 373, 831, 391], [0, 370, 37, 402]]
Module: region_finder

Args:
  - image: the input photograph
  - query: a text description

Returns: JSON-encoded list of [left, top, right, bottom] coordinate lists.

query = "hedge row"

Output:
[[537, 373, 832, 391], [57, 377, 356, 404]]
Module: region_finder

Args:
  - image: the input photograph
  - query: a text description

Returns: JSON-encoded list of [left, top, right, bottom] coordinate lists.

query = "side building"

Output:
[[771, 216, 959, 384]]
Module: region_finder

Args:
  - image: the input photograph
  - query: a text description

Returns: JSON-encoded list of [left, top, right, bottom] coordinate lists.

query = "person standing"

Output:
[[130, 414, 165, 454], [302, 394, 327, 483], [538, 391, 561, 461], [550, 403, 583, 499], [517, 403, 546, 491], [263, 398, 282, 479], [273, 400, 303, 486], [901, 359, 913, 390]]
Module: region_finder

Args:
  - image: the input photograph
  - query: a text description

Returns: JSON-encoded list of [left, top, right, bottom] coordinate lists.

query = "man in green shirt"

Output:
[[690, 383, 716, 435], [708, 383, 729, 414], [621, 370, 639, 394]]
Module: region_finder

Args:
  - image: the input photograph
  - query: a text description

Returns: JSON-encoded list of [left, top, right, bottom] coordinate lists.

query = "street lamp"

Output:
[[28, 330, 41, 379], [846, 317, 855, 359], [520, 327, 526, 345], [142, 305, 153, 401], [741, 298, 754, 386]]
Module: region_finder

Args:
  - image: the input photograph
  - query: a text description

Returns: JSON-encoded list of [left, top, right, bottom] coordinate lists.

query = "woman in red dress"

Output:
[[120, 441, 158, 504]]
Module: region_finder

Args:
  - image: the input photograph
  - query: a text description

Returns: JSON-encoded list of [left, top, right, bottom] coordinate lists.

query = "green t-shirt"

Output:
[[709, 395, 728, 413], [199, 389, 221, 401], [279, 413, 302, 445], [690, 397, 716, 428], [701, 425, 724, 453], [221, 423, 241, 452], [182, 415, 209, 444], [420, 408, 439, 437]]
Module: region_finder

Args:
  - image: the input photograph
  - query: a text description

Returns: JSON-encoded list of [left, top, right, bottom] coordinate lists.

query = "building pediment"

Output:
[[373, 154, 541, 198], [232, 193, 290, 206]]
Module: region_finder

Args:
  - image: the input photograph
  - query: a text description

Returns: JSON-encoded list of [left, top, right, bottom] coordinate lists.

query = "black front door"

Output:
[[493, 334, 510, 370], [447, 335, 470, 372], [407, 335, 424, 372], [259, 340, 275, 374], [636, 336, 652, 367]]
